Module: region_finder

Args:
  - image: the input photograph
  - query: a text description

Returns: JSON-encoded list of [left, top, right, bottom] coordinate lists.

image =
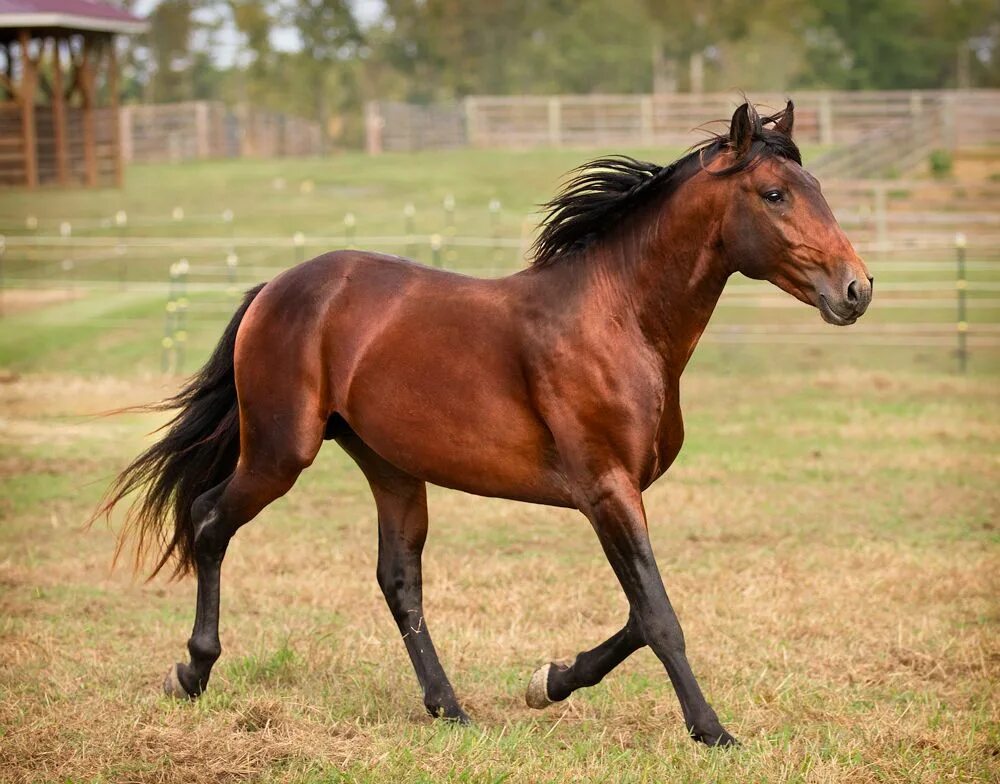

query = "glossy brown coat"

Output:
[[101, 101, 872, 746]]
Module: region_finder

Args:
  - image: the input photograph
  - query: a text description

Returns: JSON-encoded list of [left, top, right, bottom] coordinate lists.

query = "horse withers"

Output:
[[98, 100, 871, 747]]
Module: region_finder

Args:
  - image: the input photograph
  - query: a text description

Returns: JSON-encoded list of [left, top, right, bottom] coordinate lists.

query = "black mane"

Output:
[[531, 104, 801, 268]]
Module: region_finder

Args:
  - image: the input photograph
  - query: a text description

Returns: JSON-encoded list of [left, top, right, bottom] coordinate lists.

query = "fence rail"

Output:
[[120, 101, 323, 164], [367, 89, 1000, 154]]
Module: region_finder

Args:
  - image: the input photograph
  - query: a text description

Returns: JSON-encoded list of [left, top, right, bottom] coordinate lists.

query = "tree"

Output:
[[798, 0, 1000, 88], [229, 0, 276, 102], [148, 0, 195, 101], [287, 0, 362, 145]]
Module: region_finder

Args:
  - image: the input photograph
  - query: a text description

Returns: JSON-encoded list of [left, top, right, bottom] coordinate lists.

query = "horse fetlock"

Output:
[[187, 635, 221, 666]]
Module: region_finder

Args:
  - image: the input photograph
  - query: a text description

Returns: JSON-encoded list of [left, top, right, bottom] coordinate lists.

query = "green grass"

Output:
[[0, 369, 996, 783]]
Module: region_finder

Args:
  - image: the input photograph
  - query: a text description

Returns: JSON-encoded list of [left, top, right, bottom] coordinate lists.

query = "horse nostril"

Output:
[[846, 279, 859, 304], [866, 274, 874, 286]]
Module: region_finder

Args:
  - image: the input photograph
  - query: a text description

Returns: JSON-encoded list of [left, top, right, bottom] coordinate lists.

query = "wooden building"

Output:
[[0, 0, 145, 188]]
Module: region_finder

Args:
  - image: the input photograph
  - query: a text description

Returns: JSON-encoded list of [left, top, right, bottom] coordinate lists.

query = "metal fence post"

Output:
[[489, 198, 502, 268], [59, 221, 74, 290], [955, 232, 968, 373], [175, 259, 189, 374], [162, 263, 178, 374], [344, 213, 356, 249], [430, 233, 442, 267], [294, 232, 306, 265], [404, 203, 417, 259], [443, 194, 456, 265], [115, 210, 127, 288]]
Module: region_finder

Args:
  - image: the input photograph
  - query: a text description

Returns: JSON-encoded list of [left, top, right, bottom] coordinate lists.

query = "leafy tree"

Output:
[[148, 0, 195, 101], [286, 0, 362, 145]]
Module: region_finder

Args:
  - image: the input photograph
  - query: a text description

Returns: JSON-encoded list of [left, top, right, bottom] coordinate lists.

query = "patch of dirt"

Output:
[[1, 288, 86, 315]]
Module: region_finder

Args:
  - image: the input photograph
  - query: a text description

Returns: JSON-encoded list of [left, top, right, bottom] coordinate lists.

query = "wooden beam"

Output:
[[107, 38, 122, 188], [18, 29, 37, 189], [51, 37, 69, 186], [79, 36, 97, 187], [0, 72, 15, 100]]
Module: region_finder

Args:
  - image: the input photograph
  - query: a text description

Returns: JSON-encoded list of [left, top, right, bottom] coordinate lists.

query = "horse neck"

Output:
[[575, 191, 733, 378]]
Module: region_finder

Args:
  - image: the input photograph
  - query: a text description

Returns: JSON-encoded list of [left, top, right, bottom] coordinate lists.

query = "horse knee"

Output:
[[637, 612, 685, 654]]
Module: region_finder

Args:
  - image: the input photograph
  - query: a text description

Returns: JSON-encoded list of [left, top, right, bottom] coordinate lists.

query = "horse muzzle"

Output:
[[818, 274, 873, 326]]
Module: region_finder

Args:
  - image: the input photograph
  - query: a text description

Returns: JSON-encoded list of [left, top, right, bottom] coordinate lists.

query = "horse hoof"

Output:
[[163, 663, 192, 700], [440, 708, 472, 725], [525, 663, 554, 709], [692, 726, 740, 747]]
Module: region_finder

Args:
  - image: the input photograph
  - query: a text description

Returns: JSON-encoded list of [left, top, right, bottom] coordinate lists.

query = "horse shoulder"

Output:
[[523, 316, 671, 493]]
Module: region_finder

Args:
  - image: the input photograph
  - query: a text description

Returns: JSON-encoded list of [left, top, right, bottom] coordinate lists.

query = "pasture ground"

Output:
[[1, 152, 998, 782]]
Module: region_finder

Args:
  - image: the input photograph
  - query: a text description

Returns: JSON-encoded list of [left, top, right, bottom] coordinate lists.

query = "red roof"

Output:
[[0, 0, 145, 33]]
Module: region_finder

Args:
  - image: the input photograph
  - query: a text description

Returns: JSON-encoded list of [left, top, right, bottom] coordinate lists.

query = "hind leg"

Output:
[[165, 412, 323, 699], [337, 433, 469, 723]]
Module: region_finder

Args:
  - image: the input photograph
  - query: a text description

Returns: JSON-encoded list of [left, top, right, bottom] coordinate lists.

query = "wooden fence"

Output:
[[0, 102, 118, 187], [120, 101, 322, 164], [367, 90, 1000, 154]]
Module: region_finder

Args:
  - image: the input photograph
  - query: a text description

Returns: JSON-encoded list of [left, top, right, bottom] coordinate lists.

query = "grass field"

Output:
[[1, 152, 998, 782]]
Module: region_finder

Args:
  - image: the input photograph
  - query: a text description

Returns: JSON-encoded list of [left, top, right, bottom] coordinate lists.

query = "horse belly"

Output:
[[331, 295, 570, 505]]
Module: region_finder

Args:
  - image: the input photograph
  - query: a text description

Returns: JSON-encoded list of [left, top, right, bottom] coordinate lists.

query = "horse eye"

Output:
[[763, 190, 784, 204]]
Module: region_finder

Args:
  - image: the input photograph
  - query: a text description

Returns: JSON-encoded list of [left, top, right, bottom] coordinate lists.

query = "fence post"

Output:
[[344, 212, 356, 248], [120, 105, 133, 163], [955, 232, 968, 373], [59, 221, 74, 290], [640, 96, 654, 146], [195, 101, 210, 159], [115, 210, 127, 288], [226, 251, 238, 286], [489, 198, 502, 268], [293, 232, 306, 265], [365, 101, 384, 155], [941, 92, 957, 150], [819, 93, 834, 145], [547, 97, 562, 148], [162, 263, 179, 373], [175, 259, 189, 373], [430, 233, 442, 267], [443, 194, 456, 264], [404, 203, 417, 259], [873, 184, 888, 259], [464, 96, 478, 147]]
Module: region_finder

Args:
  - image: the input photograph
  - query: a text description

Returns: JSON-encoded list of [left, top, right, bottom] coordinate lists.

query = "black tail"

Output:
[[96, 283, 266, 579]]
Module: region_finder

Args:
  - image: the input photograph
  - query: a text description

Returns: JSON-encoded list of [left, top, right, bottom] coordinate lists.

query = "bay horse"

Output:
[[99, 101, 872, 747]]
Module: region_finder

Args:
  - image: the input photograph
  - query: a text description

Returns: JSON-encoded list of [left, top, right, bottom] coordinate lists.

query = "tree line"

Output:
[[120, 0, 1000, 146]]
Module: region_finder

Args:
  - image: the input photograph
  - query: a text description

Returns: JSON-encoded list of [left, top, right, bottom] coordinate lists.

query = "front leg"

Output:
[[581, 472, 736, 746], [526, 611, 644, 708]]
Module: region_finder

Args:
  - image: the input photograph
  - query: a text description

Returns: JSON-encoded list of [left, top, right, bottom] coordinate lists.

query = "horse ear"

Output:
[[729, 102, 758, 153], [774, 99, 794, 137]]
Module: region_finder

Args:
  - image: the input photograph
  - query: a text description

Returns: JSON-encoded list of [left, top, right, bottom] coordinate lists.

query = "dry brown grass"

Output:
[[0, 289, 85, 316], [1, 371, 998, 783]]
